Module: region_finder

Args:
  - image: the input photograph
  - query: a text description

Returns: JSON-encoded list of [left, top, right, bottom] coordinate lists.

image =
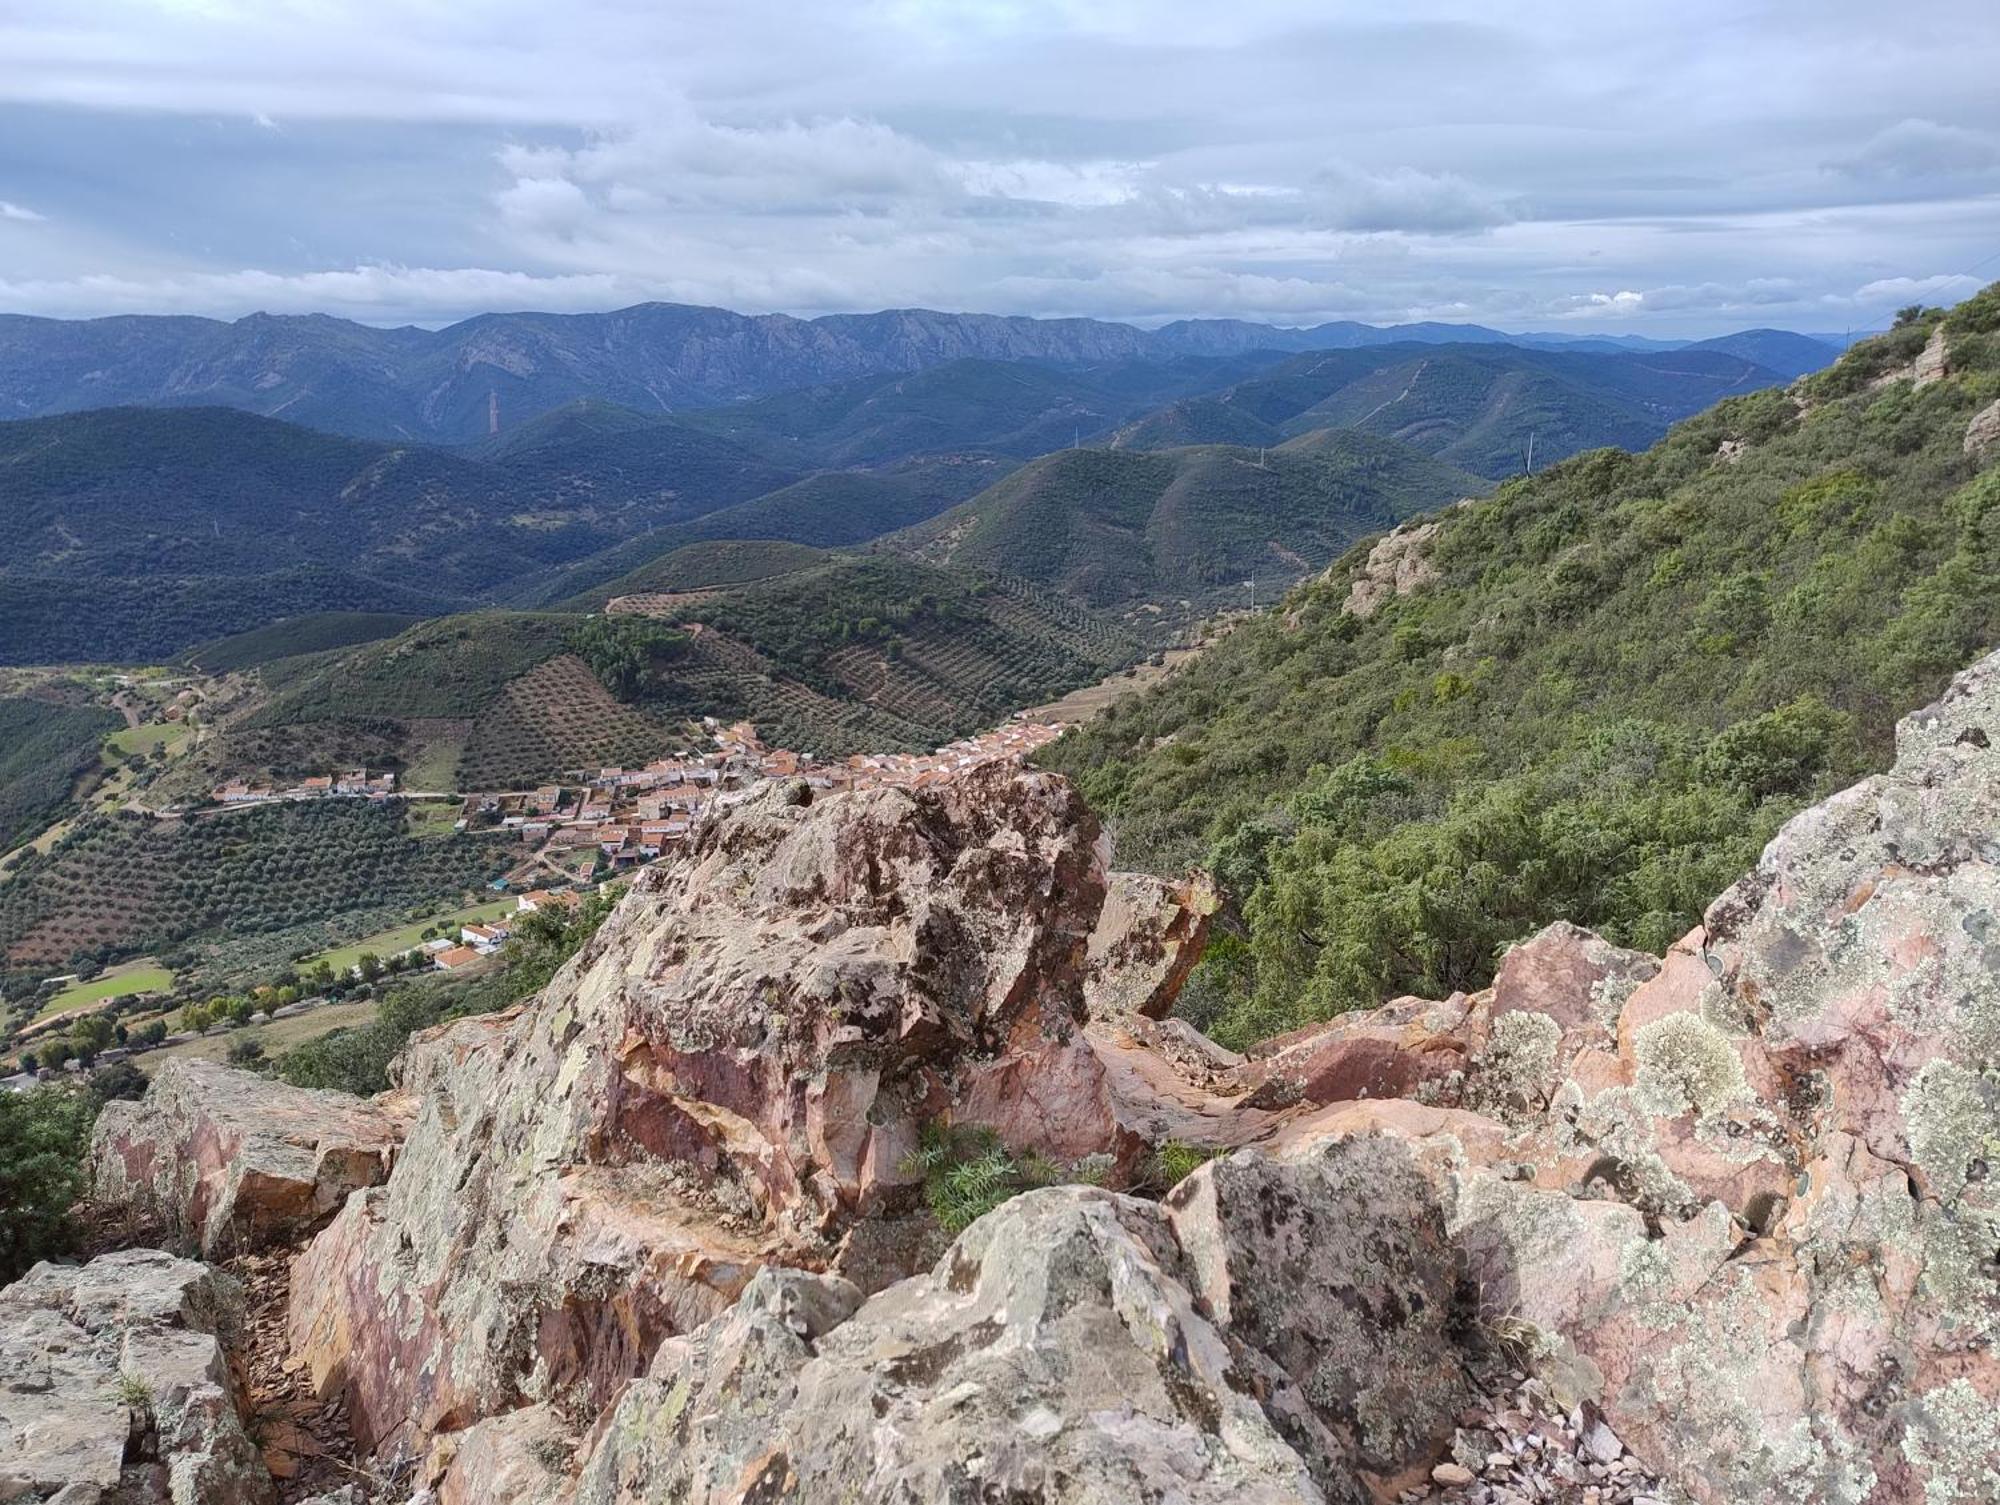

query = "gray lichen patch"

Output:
[[1468, 1010, 1563, 1121], [1901, 1059, 2000, 1203], [1634, 1012, 1749, 1121], [1902, 1377, 2000, 1505]]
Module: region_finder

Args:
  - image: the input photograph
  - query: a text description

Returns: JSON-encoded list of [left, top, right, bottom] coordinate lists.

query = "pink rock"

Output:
[[89, 1058, 407, 1257]]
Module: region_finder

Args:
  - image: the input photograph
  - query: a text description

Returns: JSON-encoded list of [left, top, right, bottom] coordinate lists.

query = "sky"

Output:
[[1, 0, 1997, 337]]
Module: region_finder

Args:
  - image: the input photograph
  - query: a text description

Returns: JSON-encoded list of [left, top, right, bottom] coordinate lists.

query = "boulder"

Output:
[[90, 1059, 408, 1257], [1968, 396, 2000, 461], [1343, 518, 1443, 619], [1084, 869, 1220, 1020], [571, 1188, 1328, 1504], [0, 1248, 272, 1505]]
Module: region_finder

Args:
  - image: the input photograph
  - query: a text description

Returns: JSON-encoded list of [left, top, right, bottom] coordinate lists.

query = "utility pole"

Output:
[[1524, 430, 1536, 476]]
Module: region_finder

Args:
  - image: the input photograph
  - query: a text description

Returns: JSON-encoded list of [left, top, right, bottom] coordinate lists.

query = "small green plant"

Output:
[[902, 1123, 1105, 1233], [1147, 1140, 1219, 1190], [114, 1372, 153, 1409]]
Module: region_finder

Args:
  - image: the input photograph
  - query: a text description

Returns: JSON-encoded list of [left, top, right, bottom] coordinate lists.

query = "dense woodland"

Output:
[[0, 697, 120, 854], [1047, 290, 2000, 1048]]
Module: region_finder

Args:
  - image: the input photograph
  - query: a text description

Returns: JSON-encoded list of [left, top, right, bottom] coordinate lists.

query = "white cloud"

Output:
[[0, 0, 1995, 333], [1850, 272, 1984, 304], [0, 200, 47, 222]]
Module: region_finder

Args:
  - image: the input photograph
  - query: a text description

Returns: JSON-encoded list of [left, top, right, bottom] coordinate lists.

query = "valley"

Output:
[[0, 294, 1923, 1090], [11, 8, 2000, 1502]]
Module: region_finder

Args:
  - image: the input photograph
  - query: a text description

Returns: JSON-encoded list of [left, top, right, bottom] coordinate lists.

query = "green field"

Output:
[[37, 960, 174, 1019], [404, 800, 464, 838], [302, 897, 518, 977], [104, 724, 184, 760]]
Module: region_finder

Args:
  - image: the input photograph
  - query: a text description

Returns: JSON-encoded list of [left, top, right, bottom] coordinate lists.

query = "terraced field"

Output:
[[457, 654, 678, 788], [0, 801, 509, 974]]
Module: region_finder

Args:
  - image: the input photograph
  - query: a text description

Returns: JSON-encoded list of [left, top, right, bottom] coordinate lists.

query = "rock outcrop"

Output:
[[0, 1249, 272, 1505], [287, 764, 1233, 1458], [91, 1059, 408, 1257], [1342, 518, 1444, 618], [1967, 396, 2000, 461], [53, 649, 1999, 1503]]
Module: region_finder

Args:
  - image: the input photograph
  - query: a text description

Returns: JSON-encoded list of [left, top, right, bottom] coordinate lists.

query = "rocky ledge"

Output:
[[34, 649, 2000, 1503], [0, 1249, 272, 1505], [91, 1058, 409, 1258]]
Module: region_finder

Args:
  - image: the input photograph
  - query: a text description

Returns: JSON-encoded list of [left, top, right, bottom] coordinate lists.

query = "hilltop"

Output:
[[892, 430, 1483, 631], [1045, 286, 2000, 1045]]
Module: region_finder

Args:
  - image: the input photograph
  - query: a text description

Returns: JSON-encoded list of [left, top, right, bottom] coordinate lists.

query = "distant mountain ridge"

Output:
[[0, 302, 1838, 445], [1110, 341, 1788, 477]]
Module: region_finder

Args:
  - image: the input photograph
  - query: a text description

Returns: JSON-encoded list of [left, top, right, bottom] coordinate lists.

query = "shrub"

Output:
[[0, 1085, 96, 1281], [901, 1123, 1107, 1232]]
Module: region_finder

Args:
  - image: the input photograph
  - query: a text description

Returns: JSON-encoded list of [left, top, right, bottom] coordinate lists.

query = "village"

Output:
[[452, 713, 1070, 876], [0, 711, 1077, 1090]]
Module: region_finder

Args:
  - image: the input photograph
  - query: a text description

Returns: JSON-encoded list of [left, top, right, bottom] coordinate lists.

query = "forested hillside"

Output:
[[1045, 288, 2000, 1047], [203, 551, 1135, 791], [0, 697, 121, 854], [1112, 343, 1785, 478], [894, 431, 1483, 631]]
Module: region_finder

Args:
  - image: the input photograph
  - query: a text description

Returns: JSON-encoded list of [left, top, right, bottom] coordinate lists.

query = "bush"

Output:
[[0, 1085, 97, 1280]]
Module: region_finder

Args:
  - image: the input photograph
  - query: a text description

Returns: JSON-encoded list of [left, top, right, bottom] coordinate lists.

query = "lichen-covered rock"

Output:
[[1967, 396, 2000, 461], [1342, 518, 1443, 618], [90, 1059, 408, 1257], [1085, 869, 1220, 1020], [572, 1187, 1328, 1505], [0, 1248, 272, 1505], [279, 648, 2000, 1504], [287, 763, 1230, 1463], [418, 1404, 575, 1505]]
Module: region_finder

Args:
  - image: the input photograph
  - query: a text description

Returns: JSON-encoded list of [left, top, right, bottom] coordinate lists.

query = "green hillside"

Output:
[[893, 432, 1483, 632], [0, 405, 799, 664], [670, 354, 1284, 468], [1122, 343, 1784, 479], [216, 551, 1138, 784], [534, 454, 1015, 609], [486, 421, 798, 517], [633, 554, 1137, 754], [1045, 288, 2000, 1048], [474, 398, 666, 461], [580, 539, 830, 602], [0, 801, 508, 976], [1109, 398, 1283, 451], [0, 697, 122, 854], [185, 613, 423, 673]]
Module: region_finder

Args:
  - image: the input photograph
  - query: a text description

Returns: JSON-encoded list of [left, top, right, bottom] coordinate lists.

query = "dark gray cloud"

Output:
[[0, 0, 1995, 335]]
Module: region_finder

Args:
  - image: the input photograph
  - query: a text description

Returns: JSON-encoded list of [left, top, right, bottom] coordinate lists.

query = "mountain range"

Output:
[[0, 302, 1838, 445]]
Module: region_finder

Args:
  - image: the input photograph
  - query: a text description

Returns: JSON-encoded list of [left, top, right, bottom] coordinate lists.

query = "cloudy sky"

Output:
[[1, 0, 1997, 336]]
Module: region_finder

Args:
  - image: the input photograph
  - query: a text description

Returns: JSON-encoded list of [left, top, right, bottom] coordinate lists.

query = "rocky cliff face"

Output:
[[38, 650, 2000, 1504]]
